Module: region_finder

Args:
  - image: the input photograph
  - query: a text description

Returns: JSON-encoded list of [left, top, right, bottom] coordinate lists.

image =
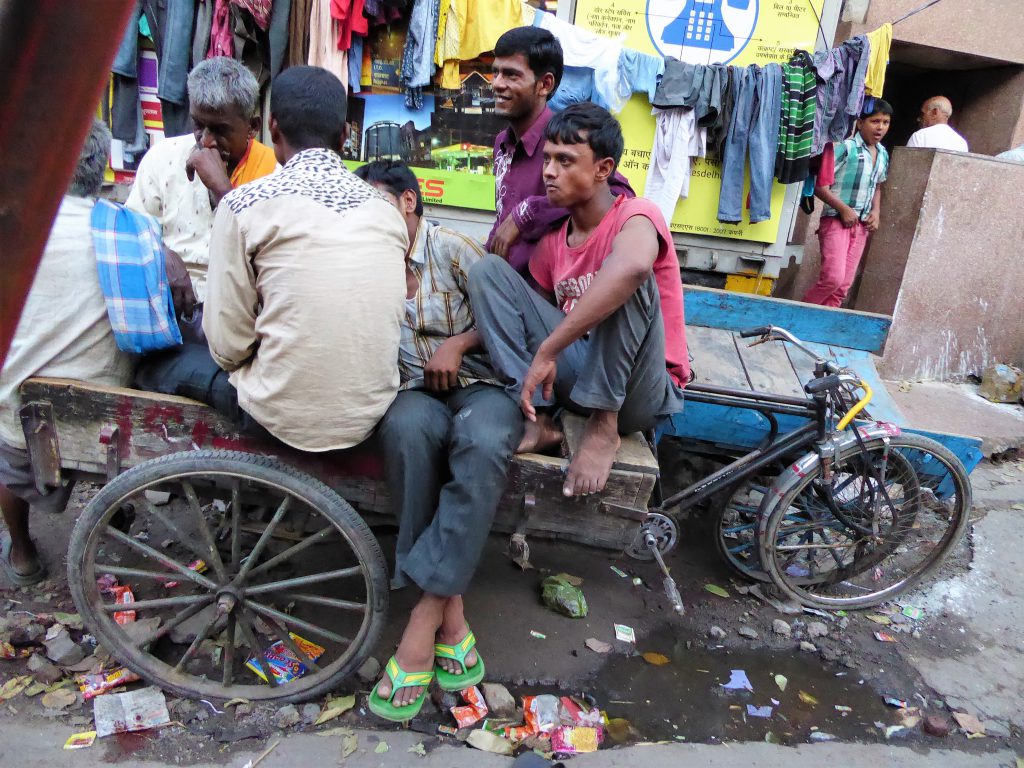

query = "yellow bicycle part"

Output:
[[836, 379, 873, 431]]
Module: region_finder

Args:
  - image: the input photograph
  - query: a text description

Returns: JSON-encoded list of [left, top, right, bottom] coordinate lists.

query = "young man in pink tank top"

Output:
[[470, 102, 689, 497]]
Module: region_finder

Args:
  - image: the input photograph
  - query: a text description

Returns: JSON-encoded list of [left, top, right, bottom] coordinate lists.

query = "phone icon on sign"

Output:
[[662, 0, 752, 51]]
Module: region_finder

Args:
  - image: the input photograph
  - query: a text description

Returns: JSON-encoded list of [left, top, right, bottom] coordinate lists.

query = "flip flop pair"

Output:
[[368, 631, 486, 722], [0, 533, 47, 587]]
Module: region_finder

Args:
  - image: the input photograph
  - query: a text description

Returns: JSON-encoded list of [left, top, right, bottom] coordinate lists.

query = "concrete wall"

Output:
[[841, 0, 1024, 66], [854, 148, 1024, 381]]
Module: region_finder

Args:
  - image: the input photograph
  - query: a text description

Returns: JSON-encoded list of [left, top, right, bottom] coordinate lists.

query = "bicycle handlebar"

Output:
[[739, 325, 842, 374], [738, 326, 771, 339]]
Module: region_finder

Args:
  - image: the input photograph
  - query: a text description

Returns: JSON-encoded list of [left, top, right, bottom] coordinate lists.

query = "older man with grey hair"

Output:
[[1, 119, 134, 585], [128, 57, 277, 402], [908, 96, 969, 152], [127, 56, 276, 313]]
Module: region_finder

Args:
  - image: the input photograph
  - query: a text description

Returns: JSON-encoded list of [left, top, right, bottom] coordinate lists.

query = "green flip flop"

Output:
[[434, 629, 486, 691], [367, 656, 434, 722]]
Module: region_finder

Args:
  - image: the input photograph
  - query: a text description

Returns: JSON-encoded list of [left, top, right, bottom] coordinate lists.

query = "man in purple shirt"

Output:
[[487, 26, 634, 274]]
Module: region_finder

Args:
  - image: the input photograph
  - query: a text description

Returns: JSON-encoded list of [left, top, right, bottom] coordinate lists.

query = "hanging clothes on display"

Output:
[[717, 63, 782, 225], [800, 141, 836, 213], [309, 0, 349, 81], [401, 0, 440, 109], [619, 49, 665, 103], [775, 51, 816, 185], [863, 23, 892, 97], [439, 0, 521, 89], [287, 0, 313, 67], [550, 67, 595, 112], [112, 0, 195, 139], [210, 0, 234, 57], [644, 107, 707, 224], [331, 0, 369, 51], [267, 0, 293, 77], [811, 35, 870, 155], [534, 9, 627, 112]]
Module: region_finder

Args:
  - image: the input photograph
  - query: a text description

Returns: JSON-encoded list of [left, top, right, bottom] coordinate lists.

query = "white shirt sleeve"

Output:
[[907, 130, 925, 148]]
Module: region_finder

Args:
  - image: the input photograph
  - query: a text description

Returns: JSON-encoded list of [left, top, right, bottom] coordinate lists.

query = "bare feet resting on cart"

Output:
[[469, 105, 688, 501], [516, 411, 563, 454]]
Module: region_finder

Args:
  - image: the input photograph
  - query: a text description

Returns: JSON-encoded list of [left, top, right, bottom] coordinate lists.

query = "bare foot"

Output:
[[517, 412, 563, 454], [375, 595, 444, 707], [436, 596, 478, 676], [564, 411, 620, 497]]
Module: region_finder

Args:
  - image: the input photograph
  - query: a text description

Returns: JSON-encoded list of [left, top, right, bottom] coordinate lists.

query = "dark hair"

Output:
[[493, 26, 563, 95], [270, 65, 347, 151], [544, 102, 624, 168], [352, 160, 423, 217], [862, 98, 894, 118]]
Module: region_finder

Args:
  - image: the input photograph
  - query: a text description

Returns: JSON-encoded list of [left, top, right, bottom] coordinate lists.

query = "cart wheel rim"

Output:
[[68, 452, 388, 703]]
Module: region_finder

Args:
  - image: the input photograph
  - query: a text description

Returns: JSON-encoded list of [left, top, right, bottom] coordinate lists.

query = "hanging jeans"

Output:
[[717, 64, 782, 225]]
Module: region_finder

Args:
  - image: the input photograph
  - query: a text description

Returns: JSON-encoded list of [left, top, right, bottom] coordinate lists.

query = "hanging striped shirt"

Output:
[[775, 52, 817, 184]]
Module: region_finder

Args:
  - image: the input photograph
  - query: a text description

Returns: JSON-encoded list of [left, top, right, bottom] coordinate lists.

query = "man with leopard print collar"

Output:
[[201, 66, 409, 450]]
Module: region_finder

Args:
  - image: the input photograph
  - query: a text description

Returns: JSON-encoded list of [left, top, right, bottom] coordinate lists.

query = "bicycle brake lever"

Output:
[[746, 337, 771, 348]]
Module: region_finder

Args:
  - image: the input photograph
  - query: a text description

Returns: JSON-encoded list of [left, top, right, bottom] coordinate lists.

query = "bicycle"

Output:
[[636, 325, 972, 612]]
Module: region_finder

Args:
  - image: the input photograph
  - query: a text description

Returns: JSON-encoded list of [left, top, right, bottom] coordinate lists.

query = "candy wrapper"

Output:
[[551, 725, 603, 754], [162, 559, 208, 589], [451, 685, 488, 728], [523, 694, 561, 735], [245, 634, 325, 684], [559, 696, 603, 727], [77, 667, 142, 700], [109, 586, 136, 625], [1, 642, 34, 660]]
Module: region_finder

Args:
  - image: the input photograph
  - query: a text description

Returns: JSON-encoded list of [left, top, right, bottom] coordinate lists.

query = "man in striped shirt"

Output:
[[804, 100, 892, 308], [354, 161, 520, 720]]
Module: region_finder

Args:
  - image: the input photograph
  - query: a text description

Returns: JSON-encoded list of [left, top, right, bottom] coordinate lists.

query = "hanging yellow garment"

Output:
[[864, 23, 893, 97], [435, 0, 452, 67], [439, 0, 522, 89]]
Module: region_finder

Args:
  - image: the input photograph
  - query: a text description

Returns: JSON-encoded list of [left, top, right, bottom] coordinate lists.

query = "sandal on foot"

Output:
[[0, 533, 47, 587], [367, 656, 434, 722], [434, 629, 485, 691]]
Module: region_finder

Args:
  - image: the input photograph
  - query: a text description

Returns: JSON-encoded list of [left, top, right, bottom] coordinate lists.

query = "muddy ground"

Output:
[[1, 445, 1021, 764]]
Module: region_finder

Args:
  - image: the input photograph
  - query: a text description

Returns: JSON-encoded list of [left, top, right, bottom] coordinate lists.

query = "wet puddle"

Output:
[[512, 627, 897, 745]]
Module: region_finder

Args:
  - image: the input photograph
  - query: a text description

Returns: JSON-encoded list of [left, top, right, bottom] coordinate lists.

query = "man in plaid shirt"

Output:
[[804, 100, 892, 307]]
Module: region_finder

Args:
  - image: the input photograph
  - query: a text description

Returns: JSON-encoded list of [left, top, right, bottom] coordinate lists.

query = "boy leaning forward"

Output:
[[470, 102, 690, 498]]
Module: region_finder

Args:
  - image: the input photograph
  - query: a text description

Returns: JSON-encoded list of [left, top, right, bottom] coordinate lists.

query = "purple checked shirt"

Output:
[[487, 106, 635, 274]]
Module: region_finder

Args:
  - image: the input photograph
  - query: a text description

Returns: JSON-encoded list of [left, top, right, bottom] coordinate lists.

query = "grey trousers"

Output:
[[378, 383, 524, 597], [468, 254, 684, 434]]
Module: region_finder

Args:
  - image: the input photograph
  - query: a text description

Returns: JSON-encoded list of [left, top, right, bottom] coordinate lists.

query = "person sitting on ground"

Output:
[[487, 26, 634, 275], [0, 120, 134, 586], [907, 96, 968, 152], [470, 102, 689, 498], [128, 57, 277, 403], [803, 100, 892, 308], [352, 160, 521, 721], [201, 65, 408, 450]]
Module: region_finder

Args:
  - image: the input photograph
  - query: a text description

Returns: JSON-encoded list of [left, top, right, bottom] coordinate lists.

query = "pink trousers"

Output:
[[803, 216, 869, 308]]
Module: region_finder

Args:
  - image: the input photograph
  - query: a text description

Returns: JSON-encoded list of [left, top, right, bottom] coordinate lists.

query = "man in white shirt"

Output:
[[1, 121, 134, 585], [907, 96, 969, 152], [997, 143, 1024, 163]]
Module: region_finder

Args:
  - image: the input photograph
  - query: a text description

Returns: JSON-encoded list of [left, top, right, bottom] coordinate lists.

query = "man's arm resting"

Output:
[[511, 194, 570, 242], [202, 207, 259, 371], [539, 216, 658, 359]]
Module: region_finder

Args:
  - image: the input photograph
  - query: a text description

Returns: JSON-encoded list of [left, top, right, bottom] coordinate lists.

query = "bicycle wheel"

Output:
[[713, 477, 772, 582], [760, 433, 971, 610], [68, 450, 389, 703]]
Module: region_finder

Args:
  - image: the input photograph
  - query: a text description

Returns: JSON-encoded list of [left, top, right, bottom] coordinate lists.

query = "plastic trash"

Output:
[[585, 638, 612, 654], [551, 725, 603, 753], [76, 668, 141, 700], [613, 624, 636, 644], [93, 686, 170, 737], [722, 670, 754, 691], [642, 652, 670, 666], [245, 633, 325, 684], [746, 705, 773, 718], [874, 631, 897, 643], [541, 575, 589, 619], [63, 731, 97, 750], [774, 674, 788, 692]]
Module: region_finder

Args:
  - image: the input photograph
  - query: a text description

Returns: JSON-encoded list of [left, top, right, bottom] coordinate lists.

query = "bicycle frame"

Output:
[[653, 381, 832, 515]]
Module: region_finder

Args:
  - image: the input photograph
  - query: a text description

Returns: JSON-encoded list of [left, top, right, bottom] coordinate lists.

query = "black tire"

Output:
[[68, 450, 389, 703], [760, 433, 972, 610]]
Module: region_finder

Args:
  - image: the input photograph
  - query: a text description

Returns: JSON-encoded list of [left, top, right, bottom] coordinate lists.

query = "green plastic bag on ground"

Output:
[[541, 574, 588, 618]]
